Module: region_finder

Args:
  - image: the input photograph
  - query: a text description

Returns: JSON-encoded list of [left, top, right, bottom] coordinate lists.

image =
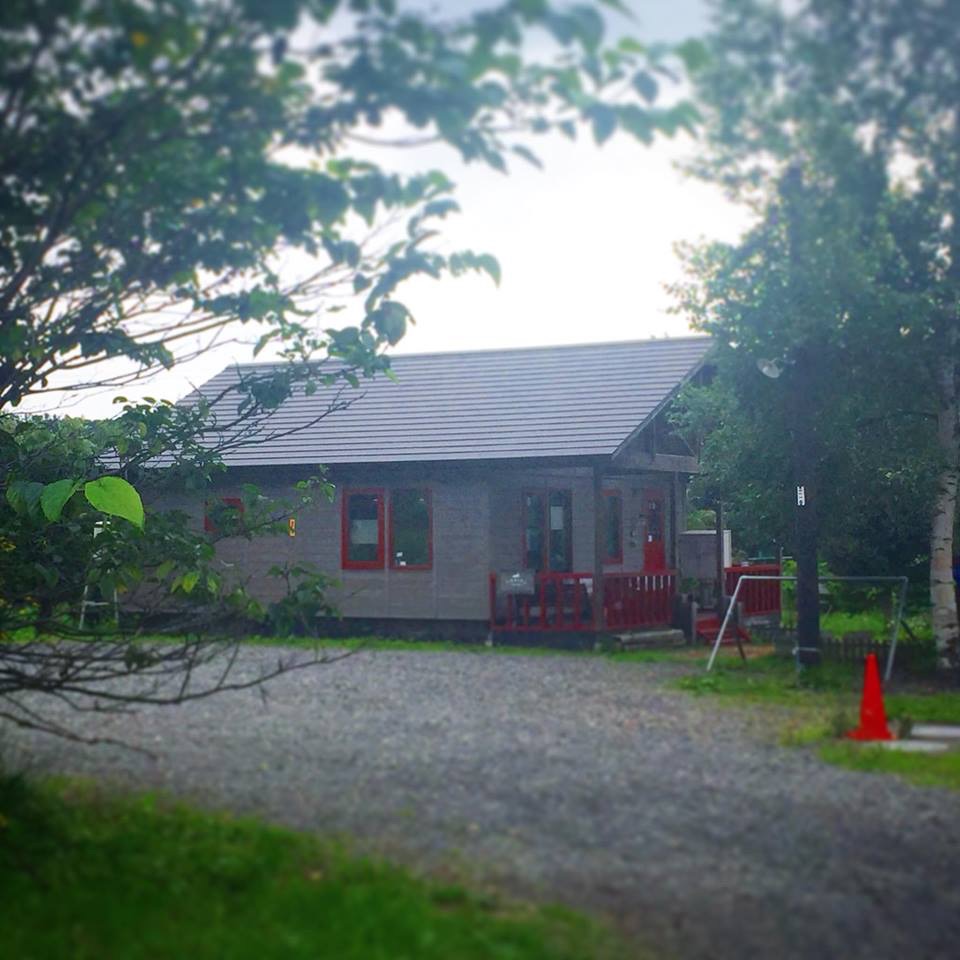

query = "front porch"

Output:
[[488, 564, 782, 639], [488, 570, 678, 634]]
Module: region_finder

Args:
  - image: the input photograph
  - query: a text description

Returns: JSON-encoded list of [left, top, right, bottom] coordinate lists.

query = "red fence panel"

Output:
[[603, 572, 676, 630], [490, 570, 677, 632], [490, 572, 596, 632], [724, 564, 781, 617]]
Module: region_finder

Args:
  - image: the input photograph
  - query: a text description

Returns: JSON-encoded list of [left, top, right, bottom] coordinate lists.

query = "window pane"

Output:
[[605, 494, 622, 561], [392, 489, 430, 567], [348, 493, 381, 563], [547, 490, 571, 571], [524, 493, 545, 570], [205, 497, 244, 535]]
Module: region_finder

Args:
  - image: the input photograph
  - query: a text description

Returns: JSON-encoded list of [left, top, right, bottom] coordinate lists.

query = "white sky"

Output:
[[43, 0, 752, 419]]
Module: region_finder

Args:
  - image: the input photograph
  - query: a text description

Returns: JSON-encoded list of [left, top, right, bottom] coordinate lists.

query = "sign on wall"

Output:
[[498, 570, 536, 595]]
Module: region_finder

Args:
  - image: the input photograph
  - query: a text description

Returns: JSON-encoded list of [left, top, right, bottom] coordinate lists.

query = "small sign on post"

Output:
[[498, 570, 535, 595], [288, 517, 296, 537]]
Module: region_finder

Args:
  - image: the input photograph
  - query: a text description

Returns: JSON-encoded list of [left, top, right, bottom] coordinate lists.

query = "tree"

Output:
[[675, 0, 959, 670], [1, 0, 694, 738]]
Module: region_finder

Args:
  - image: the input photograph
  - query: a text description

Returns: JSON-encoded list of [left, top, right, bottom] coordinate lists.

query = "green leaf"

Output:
[[40, 478, 81, 522], [618, 36, 646, 54], [632, 70, 658, 103], [477, 253, 501, 286], [587, 103, 617, 145], [511, 144, 543, 169], [617, 105, 654, 143], [0, 430, 18, 463], [368, 301, 409, 345], [84, 476, 145, 529], [675, 38, 710, 74], [181, 570, 200, 594], [5, 480, 44, 518]]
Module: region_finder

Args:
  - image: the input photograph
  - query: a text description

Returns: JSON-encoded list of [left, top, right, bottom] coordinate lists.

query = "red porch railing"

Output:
[[724, 564, 781, 617], [489, 570, 676, 632], [489, 571, 596, 631], [603, 571, 676, 630]]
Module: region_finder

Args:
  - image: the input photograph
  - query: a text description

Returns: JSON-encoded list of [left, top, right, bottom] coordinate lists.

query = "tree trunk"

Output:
[[931, 347, 959, 672]]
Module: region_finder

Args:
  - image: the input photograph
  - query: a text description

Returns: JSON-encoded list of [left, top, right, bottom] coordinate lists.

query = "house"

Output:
[[181, 337, 713, 639]]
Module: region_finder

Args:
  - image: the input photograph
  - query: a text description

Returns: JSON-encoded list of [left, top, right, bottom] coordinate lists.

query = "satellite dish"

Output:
[[756, 358, 783, 379]]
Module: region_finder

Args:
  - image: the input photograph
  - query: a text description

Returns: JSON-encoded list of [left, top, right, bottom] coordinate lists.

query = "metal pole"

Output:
[[884, 576, 908, 684], [715, 500, 725, 610], [706, 575, 745, 672]]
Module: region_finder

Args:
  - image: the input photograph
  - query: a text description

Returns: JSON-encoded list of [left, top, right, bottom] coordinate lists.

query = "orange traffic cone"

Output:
[[846, 653, 894, 741]]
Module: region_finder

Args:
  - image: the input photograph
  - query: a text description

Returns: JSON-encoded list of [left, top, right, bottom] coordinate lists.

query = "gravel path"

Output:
[[3, 647, 959, 960]]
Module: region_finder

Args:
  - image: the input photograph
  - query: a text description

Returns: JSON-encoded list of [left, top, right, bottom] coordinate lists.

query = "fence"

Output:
[[603, 572, 676, 630], [724, 564, 781, 617], [490, 570, 676, 632]]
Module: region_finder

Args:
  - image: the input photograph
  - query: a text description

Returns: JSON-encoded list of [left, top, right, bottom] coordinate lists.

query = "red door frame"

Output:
[[642, 487, 667, 572]]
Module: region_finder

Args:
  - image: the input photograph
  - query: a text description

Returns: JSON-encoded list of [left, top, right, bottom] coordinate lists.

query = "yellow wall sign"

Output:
[[288, 517, 296, 537]]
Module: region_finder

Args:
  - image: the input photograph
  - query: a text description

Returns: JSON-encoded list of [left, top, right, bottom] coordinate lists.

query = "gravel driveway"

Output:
[[3, 647, 959, 960]]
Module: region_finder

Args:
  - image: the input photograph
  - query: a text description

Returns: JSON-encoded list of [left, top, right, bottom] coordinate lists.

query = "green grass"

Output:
[[0, 774, 627, 960], [123, 633, 599, 657], [608, 648, 699, 665], [885, 692, 960, 724], [675, 653, 859, 703], [129, 632, 700, 665], [819, 610, 890, 639], [818, 742, 960, 790], [673, 650, 960, 791]]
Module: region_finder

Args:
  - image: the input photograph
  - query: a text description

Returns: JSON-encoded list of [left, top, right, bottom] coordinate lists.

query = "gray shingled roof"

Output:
[[185, 337, 712, 465]]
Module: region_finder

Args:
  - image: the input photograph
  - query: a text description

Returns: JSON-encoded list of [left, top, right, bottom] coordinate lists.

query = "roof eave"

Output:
[[608, 347, 713, 464]]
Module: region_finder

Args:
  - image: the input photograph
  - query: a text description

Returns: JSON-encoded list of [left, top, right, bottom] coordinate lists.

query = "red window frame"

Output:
[[389, 488, 433, 571], [341, 488, 385, 570], [521, 487, 573, 572], [602, 489, 623, 565], [204, 496, 244, 534]]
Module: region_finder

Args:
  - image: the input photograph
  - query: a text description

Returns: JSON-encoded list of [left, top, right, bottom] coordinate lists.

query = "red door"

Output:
[[643, 488, 666, 571]]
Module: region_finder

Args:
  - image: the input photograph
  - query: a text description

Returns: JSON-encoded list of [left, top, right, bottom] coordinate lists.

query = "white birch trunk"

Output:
[[931, 346, 959, 672]]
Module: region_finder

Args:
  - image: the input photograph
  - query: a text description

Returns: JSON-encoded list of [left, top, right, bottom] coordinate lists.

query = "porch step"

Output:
[[696, 614, 751, 646], [614, 628, 685, 651]]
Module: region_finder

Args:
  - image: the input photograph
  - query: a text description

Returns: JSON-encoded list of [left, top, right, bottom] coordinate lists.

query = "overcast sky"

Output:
[[45, 0, 752, 418]]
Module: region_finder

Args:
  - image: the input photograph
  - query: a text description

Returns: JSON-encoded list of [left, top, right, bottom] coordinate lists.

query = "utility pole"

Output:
[[789, 346, 821, 666], [783, 165, 821, 667]]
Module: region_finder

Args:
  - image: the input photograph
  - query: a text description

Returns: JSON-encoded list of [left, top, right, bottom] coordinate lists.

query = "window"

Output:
[[603, 490, 623, 564], [522, 488, 572, 572], [204, 496, 244, 535], [341, 489, 384, 569], [390, 488, 432, 569]]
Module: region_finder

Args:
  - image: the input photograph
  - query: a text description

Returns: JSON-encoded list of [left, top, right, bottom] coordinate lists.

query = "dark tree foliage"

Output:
[[672, 0, 959, 664]]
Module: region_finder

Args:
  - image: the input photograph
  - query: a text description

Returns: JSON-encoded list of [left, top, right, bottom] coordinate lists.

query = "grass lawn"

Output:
[[675, 650, 960, 791], [0, 773, 627, 960], [242, 634, 701, 665], [122, 631, 699, 666], [817, 742, 960, 791]]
